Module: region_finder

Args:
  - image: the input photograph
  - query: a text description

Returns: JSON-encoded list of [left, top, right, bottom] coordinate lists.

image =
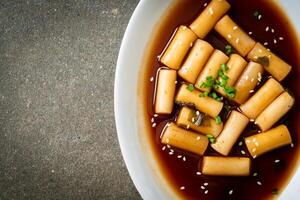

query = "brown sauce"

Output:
[[140, 0, 300, 199]]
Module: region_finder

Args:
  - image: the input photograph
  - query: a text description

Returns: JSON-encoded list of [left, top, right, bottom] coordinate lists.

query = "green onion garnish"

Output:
[[207, 134, 216, 143], [200, 76, 215, 88], [199, 91, 209, 97], [215, 116, 222, 124], [186, 84, 195, 92], [254, 10, 260, 17], [225, 45, 233, 55]]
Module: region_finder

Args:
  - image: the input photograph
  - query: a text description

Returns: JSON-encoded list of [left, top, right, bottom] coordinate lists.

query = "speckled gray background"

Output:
[[0, 0, 141, 199]]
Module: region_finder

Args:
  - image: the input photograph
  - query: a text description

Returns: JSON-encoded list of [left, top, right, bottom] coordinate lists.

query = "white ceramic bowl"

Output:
[[114, 0, 300, 199]]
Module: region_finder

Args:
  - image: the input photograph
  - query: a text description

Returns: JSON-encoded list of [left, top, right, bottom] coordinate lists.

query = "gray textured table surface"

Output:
[[0, 0, 141, 199]]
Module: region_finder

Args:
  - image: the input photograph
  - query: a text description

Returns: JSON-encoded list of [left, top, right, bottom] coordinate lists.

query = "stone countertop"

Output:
[[0, 0, 141, 199]]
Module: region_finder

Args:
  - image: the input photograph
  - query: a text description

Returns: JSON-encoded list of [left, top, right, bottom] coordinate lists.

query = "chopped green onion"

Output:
[[207, 134, 216, 143], [207, 134, 214, 139], [225, 45, 233, 55], [218, 69, 224, 77], [219, 78, 228, 87], [215, 116, 222, 124], [213, 84, 219, 90], [186, 84, 195, 92], [254, 10, 260, 17], [199, 91, 209, 97], [200, 76, 215, 88], [224, 86, 236, 98], [210, 92, 218, 99], [216, 97, 222, 102], [221, 63, 229, 72]]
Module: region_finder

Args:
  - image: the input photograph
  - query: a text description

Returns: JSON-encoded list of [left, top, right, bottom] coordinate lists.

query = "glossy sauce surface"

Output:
[[142, 0, 300, 199]]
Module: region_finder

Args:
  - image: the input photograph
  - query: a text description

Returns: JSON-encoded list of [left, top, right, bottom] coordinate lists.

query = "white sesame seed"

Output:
[[205, 190, 208, 194], [192, 118, 195, 123], [227, 34, 232, 39], [204, 182, 208, 186], [196, 172, 202, 175], [241, 150, 246, 155], [265, 26, 269, 32], [204, 2, 208, 7], [167, 144, 171, 148], [233, 26, 238, 30], [253, 155, 257, 158], [154, 114, 158, 117], [249, 90, 255, 94], [248, 31, 253, 35], [152, 123, 156, 128], [257, 181, 262, 186], [180, 186, 185, 190], [196, 111, 200, 116], [190, 42, 193, 47], [235, 38, 240, 43], [166, 138, 169, 143], [183, 156, 186, 161], [169, 151, 174, 155], [274, 39, 277, 44], [258, 15, 262, 20], [175, 80, 178, 84], [151, 118, 154, 123], [162, 146, 166, 151], [263, 42, 268, 46], [177, 155, 182, 158], [150, 77, 154, 82], [250, 118, 255, 122], [253, 172, 258, 176], [291, 143, 294, 148], [229, 190, 233, 195], [275, 159, 280, 163], [170, 149, 174, 153], [258, 130, 261, 133], [279, 37, 284, 40], [187, 124, 190, 129], [209, 7, 214, 15], [267, 49, 271, 52], [252, 148, 256, 152], [201, 186, 205, 190], [271, 28, 275, 33], [196, 136, 201, 140], [239, 141, 243, 146]]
